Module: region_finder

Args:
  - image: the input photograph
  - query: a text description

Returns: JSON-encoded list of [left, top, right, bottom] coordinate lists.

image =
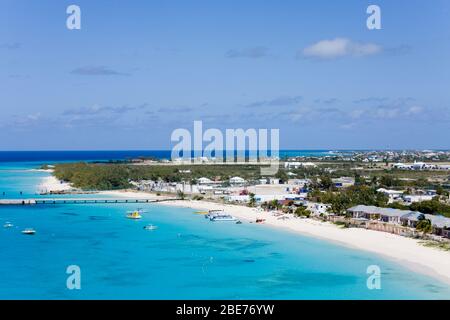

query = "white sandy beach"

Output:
[[103, 189, 450, 284], [37, 183, 450, 285], [38, 175, 72, 193]]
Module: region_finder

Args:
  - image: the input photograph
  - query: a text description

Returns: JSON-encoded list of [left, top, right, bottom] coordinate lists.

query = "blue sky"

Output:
[[1, 0, 450, 150]]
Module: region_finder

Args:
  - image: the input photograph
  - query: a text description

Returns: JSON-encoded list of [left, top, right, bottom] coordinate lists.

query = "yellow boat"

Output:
[[194, 211, 208, 215], [126, 211, 142, 219]]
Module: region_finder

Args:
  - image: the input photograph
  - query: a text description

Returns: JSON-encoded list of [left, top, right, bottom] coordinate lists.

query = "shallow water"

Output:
[[0, 162, 449, 299]]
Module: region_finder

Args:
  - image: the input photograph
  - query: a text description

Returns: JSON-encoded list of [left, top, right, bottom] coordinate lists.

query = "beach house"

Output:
[[347, 205, 408, 224], [229, 176, 246, 185], [348, 205, 450, 238]]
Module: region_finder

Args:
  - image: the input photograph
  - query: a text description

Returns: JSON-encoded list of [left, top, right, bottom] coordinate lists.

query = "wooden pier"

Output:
[[0, 198, 176, 205]]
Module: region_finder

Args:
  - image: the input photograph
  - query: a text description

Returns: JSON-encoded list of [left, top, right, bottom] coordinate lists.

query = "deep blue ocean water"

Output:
[[0, 152, 450, 299], [0, 150, 335, 163]]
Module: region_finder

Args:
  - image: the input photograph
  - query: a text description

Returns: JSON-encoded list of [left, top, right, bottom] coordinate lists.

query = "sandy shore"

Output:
[[36, 182, 450, 285], [38, 176, 72, 193]]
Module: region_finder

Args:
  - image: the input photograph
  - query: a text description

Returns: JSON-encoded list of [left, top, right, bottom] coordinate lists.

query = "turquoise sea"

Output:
[[1, 155, 450, 299]]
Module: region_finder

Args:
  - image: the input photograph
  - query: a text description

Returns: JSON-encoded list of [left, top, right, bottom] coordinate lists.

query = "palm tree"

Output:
[[416, 218, 432, 234], [248, 193, 256, 207], [177, 190, 185, 200]]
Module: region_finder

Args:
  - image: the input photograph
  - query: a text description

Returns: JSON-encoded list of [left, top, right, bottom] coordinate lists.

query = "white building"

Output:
[[229, 176, 246, 185], [332, 177, 355, 188], [197, 177, 213, 185], [269, 178, 280, 185], [377, 188, 404, 203], [284, 162, 317, 169], [402, 195, 434, 204], [306, 202, 331, 216]]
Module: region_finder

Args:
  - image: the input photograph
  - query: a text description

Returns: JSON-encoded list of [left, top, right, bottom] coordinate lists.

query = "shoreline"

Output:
[[103, 189, 450, 285], [37, 174, 450, 285], [38, 174, 72, 193], [156, 199, 450, 286]]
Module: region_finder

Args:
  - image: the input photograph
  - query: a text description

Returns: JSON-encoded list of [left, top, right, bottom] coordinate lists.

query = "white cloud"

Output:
[[406, 105, 423, 115], [302, 38, 382, 59]]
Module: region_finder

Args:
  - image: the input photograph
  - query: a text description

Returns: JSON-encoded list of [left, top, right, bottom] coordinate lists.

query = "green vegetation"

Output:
[[294, 206, 311, 218], [333, 221, 350, 228], [308, 185, 389, 215], [416, 217, 433, 234], [176, 190, 186, 200], [419, 240, 450, 251], [53, 162, 264, 190], [261, 199, 281, 211], [410, 200, 450, 217], [54, 162, 131, 190], [248, 193, 256, 207]]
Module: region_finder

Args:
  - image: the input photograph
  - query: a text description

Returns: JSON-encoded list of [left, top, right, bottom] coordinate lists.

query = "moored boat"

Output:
[[126, 210, 142, 219], [21, 228, 36, 235], [194, 211, 208, 215], [210, 214, 237, 222]]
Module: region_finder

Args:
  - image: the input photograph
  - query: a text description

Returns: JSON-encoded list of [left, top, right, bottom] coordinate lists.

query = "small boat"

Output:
[[205, 210, 224, 219], [126, 211, 142, 219], [194, 211, 208, 215], [210, 214, 237, 222], [3, 222, 13, 228], [21, 228, 36, 235], [143, 224, 158, 231]]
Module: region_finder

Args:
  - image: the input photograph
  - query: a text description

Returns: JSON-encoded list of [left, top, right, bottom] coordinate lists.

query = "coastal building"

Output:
[[284, 162, 317, 169], [347, 205, 408, 225], [197, 177, 213, 185], [428, 215, 450, 237], [229, 176, 246, 185], [287, 179, 310, 187], [376, 188, 404, 203], [269, 178, 280, 185], [392, 163, 411, 170], [306, 202, 331, 216], [332, 177, 355, 188], [258, 178, 268, 185], [348, 205, 450, 238], [402, 194, 434, 204]]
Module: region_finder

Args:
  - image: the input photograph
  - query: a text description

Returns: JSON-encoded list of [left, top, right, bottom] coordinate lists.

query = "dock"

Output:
[[0, 198, 177, 205]]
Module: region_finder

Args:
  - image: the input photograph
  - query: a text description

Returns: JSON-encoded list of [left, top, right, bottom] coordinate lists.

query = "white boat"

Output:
[[3, 222, 13, 228], [205, 210, 224, 219], [143, 224, 158, 231], [210, 214, 237, 222], [21, 228, 36, 235]]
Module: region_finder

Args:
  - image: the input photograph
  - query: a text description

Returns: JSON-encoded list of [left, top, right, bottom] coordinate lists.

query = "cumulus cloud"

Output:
[[70, 66, 130, 76], [301, 38, 381, 60], [226, 46, 271, 59]]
